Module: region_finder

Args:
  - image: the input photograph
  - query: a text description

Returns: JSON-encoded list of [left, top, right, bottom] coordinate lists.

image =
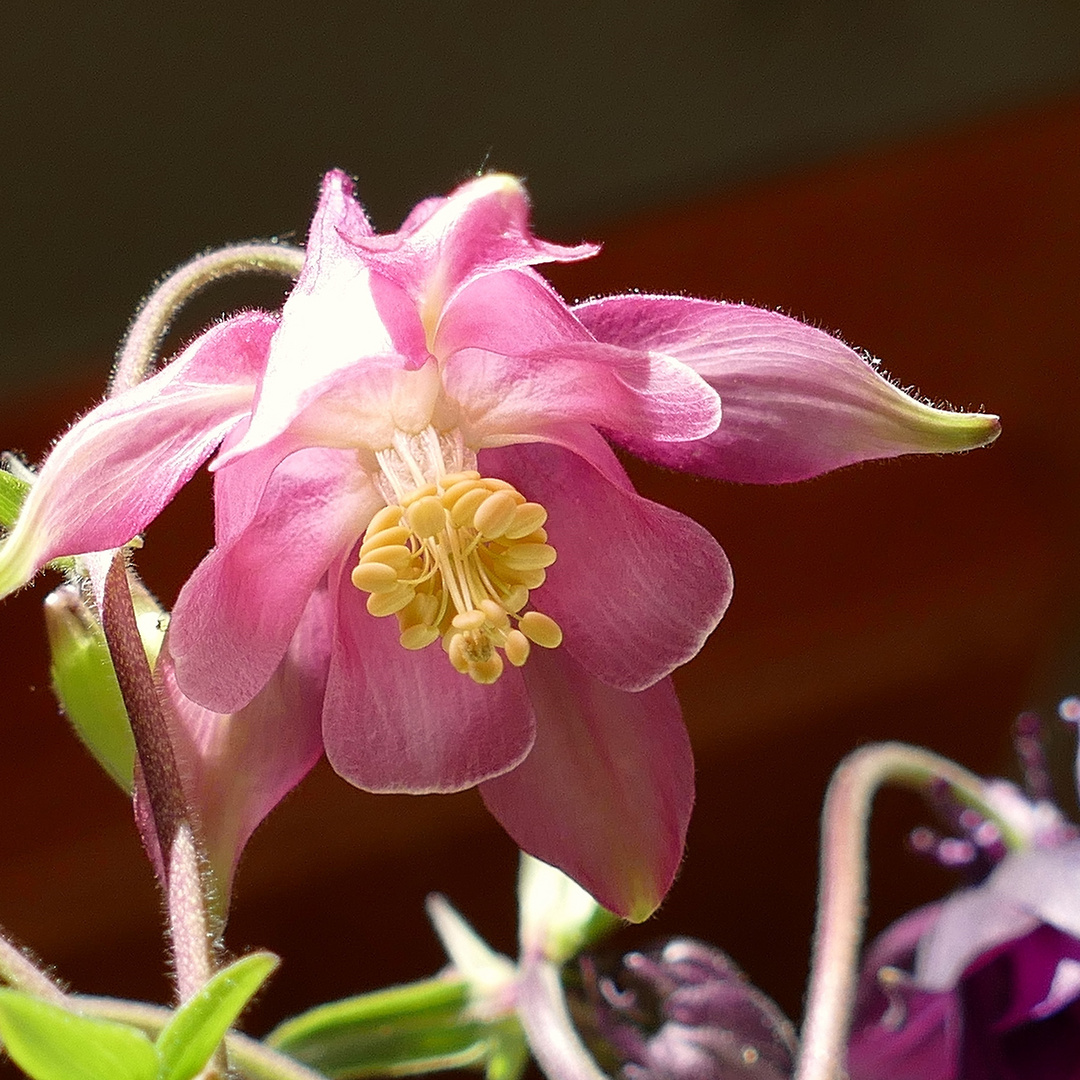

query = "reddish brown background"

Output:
[[1, 94, 1079, 1062]]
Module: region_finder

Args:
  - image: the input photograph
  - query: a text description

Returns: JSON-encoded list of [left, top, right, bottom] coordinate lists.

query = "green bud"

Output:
[[518, 855, 620, 964], [44, 583, 165, 792], [0, 465, 31, 531]]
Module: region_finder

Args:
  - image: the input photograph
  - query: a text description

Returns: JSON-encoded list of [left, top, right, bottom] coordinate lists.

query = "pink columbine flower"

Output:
[[0, 171, 999, 919]]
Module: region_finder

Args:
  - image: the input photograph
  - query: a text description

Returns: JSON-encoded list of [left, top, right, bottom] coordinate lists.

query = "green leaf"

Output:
[[155, 951, 279, 1080], [267, 975, 498, 1078], [0, 990, 159, 1080], [0, 469, 30, 531]]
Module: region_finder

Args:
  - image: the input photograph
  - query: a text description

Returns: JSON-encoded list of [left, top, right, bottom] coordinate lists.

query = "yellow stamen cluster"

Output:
[[351, 470, 562, 684]]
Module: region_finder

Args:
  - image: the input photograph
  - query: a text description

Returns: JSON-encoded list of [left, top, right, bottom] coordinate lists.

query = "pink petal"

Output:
[[445, 343, 719, 448], [480, 648, 693, 921], [169, 446, 377, 713], [434, 268, 593, 356], [221, 353, 444, 471], [157, 584, 331, 893], [0, 312, 275, 600], [342, 173, 597, 317], [483, 441, 732, 692], [437, 272, 720, 447], [575, 295, 1001, 482], [322, 554, 536, 794]]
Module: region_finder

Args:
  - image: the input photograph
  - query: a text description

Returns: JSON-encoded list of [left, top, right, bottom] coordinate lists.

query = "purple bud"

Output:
[[578, 938, 796, 1080]]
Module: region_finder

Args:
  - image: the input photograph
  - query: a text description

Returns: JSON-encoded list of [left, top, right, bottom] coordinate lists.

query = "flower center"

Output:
[[352, 461, 562, 685]]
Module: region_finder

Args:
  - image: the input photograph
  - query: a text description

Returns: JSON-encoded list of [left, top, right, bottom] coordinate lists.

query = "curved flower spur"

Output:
[[0, 170, 1000, 919]]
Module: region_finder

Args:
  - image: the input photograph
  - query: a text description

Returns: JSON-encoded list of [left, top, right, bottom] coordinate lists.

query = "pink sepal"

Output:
[[0, 313, 276, 599], [575, 295, 1000, 482]]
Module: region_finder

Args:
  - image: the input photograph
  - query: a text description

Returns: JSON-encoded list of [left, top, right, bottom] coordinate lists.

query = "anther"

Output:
[[405, 495, 447, 539], [473, 490, 520, 538], [351, 561, 398, 592], [359, 525, 411, 553], [471, 653, 504, 684], [352, 466, 564, 683], [450, 487, 489, 527], [504, 629, 530, 667], [519, 611, 563, 649], [359, 544, 414, 571], [502, 543, 557, 571], [400, 623, 441, 650], [366, 584, 415, 617], [452, 609, 487, 632], [504, 502, 547, 539]]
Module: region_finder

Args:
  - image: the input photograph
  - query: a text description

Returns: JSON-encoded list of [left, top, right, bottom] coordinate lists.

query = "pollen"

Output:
[[351, 470, 562, 683]]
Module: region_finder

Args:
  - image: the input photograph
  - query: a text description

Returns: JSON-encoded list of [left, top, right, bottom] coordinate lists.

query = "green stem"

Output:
[[74, 996, 328, 1080], [793, 741, 1025, 1080], [110, 242, 304, 396]]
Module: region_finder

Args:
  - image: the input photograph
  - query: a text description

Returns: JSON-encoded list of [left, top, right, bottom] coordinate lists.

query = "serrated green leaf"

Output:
[[267, 975, 495, 1077], [0, 470, 30, 531], [0, 990, 159, 1080], [155, 951, 278, 1080]]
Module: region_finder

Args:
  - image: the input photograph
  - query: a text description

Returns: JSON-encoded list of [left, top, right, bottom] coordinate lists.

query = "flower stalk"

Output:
[[794, 742, 1026, 1080], [112, 242, 303, 395], [0, 931, 67, 1005], [101, 553, 217, 1002]]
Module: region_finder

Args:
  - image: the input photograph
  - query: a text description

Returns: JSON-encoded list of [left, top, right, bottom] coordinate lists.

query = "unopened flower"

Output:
[[0, 170, 999, 918], [579, 938, 797, 1080]]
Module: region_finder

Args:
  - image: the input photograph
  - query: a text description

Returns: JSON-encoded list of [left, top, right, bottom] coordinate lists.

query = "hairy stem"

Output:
[[101, 553, 216, 1002], [0, 930, 67, 1005], [793, 741, 1023, 1080], [111, 242, 304, 395]]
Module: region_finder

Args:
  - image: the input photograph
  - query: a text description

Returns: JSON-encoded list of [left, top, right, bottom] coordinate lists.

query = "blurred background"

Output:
[[3, 1, 1080, 1068]]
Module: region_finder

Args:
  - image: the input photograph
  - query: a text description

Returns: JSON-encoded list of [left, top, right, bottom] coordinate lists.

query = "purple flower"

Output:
[[849, 790, 1080, 1079], [0, 171, 999, 917]]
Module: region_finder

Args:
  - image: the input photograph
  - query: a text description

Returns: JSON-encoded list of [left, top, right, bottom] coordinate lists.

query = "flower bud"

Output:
[[578, 938, 797, 1080], [44, 582, 166, 792], [518, 854, 620, 964]]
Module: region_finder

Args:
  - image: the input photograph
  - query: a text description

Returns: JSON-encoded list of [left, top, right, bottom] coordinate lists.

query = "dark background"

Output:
[[4, 1, 1080, 383], [3, 2, 1080, 1071]]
